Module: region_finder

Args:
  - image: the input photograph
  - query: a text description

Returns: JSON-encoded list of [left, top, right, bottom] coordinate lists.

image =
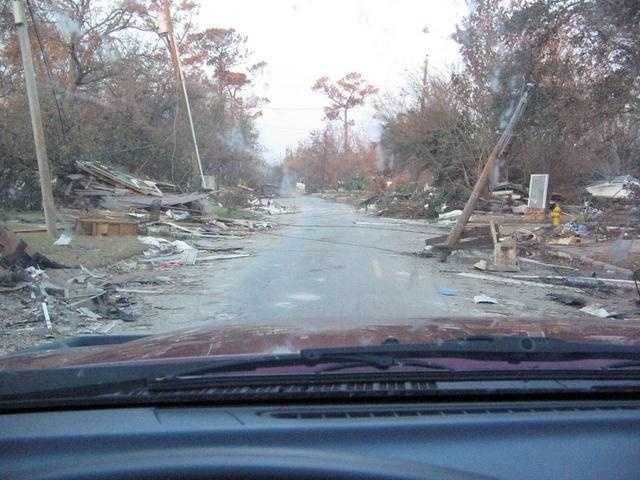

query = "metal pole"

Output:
[[445, 86, 532, 249], [13, 0, 58, 237]]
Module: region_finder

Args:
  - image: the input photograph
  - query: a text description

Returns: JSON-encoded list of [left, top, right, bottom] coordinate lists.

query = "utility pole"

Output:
[[446, 85, 532, 249], [158, 0, 208, 190], [419, 54, 429, 114], [13, 0, 58, 237]]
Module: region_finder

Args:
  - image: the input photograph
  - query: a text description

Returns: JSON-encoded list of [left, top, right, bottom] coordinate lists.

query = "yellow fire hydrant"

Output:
[[551, 204, 562, 226]]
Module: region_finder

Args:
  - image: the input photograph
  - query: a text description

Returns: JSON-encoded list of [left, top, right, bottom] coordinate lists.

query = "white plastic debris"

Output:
[[138, 236, 198, 266], [54, 232, 72, 246], [473, 260, 488, 271], [585, 175, 640, 199], [473, 295, 498, 304], [438, 209, 463, 221], [25, 266, 47, 281], [166, 209, 191, 221], [139, 236, 195, 254], [41, 303, 52, 329], [580, 305, 618, 318]]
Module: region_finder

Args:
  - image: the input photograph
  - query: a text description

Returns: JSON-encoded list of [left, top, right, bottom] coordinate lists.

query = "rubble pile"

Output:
[[0, 162, 297, 353], [480, 182, 530, 215], [408, 172, 640, 321], [359, 186, 465, 219], [56, 160, 297, 238], [215, 184, 296, 216], [357, 180, 536, 220]]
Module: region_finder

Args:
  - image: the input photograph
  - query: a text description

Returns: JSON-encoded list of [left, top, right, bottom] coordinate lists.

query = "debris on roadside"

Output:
[[138, 236, 198, 266], [438, 209, 463, 222], [53, 232, 72, 246], [546, 293, 587, 307], [585, 175, 640, 200], [438, 287, 458, 296], [473, 294, 498, 304], [473, 260, 488, 271], [1, 224, 67, 269], [91, 288, 135, 322], [580, 305, 621, 319]]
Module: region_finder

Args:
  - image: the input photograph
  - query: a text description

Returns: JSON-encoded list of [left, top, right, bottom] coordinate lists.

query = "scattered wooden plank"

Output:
[[519, 257, 578, 271], [511, 274, 637, 289], [547, 249, 633, 278], [458, 272, 583, 292], [77, 160, 163, 196], [116, 288, 164, 295], [77, 217, 138, 237], [100, 192, 210, 210]]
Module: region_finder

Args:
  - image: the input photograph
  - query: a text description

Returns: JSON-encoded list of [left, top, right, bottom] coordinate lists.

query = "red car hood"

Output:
[[1, 316, 640, 370]]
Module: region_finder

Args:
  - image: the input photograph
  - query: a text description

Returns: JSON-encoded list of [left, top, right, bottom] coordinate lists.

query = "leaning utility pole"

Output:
[[158, 0, 208, 190], [446, 85, 532, 249], [13, 0, 58, 237]]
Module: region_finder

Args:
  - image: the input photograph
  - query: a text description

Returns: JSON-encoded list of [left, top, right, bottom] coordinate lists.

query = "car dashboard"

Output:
[[2, 399, 640, 479]]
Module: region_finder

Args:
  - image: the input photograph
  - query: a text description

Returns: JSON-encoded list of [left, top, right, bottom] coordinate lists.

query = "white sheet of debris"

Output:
[[585, 175, 640, 199], [138, 236, 198, 266]]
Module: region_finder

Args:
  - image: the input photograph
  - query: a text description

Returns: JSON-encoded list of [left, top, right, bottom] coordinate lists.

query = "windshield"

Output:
[[1, 0, 640, 393]]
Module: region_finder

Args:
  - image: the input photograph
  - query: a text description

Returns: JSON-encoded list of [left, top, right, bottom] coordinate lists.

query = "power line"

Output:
[[263, 230, 416, 257], [262, 106, 325, 111]]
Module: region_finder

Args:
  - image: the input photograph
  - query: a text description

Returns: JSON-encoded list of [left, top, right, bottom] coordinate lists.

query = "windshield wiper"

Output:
[[3, 336, 640, 404], [154, 352, 450, 383], [300, 335, 640, 362], [153, 335, 640, 383]]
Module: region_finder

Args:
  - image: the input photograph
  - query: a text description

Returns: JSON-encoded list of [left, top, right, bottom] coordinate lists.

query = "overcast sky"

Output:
[[199, 0, 468, 163]]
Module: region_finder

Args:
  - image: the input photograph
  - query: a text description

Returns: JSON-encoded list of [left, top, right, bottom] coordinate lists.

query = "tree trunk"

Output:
[[343, 108, 349, 152]]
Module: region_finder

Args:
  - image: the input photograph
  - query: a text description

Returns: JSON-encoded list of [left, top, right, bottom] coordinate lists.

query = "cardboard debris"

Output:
[[77, 217, 138, 237]]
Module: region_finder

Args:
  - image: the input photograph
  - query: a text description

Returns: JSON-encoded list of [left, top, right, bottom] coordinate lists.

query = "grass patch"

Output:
[[0, 210, 45, 225], [17, 232, 145, 268]]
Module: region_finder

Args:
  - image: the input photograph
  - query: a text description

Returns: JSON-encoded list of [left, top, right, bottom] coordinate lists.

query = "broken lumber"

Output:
[[458, 272, 583, 292], [546, 249, 633, 278]]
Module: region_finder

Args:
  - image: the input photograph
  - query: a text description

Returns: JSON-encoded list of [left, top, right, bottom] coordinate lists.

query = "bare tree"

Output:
[[312, 72, 377, 152]]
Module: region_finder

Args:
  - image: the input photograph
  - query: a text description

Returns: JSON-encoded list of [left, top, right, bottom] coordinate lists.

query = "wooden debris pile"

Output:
[[61, 160, 211, 216]]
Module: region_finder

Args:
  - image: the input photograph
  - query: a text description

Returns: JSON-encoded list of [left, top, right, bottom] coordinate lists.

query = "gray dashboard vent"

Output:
[[261, 404, 640, 420]]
